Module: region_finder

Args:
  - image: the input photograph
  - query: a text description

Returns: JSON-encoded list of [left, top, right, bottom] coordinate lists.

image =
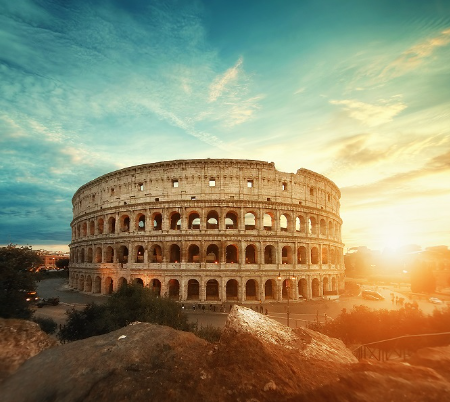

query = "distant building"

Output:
[[36, 250, 69, 270]]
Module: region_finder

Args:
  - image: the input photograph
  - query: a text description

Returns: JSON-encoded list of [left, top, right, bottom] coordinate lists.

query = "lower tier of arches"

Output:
[[68, 268, 344, 303]]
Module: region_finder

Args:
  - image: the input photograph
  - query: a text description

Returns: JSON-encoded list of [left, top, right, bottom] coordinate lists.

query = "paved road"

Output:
[[34, 278, 448, 328]]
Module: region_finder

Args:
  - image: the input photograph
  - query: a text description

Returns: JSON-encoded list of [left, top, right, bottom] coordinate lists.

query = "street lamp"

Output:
[[278, 272, 296, 327]]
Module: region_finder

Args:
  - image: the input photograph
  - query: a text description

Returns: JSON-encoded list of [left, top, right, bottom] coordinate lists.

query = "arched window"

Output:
[[264, 245, 276, 264], [87, 247, 93, 263], [226, 279, 238, 300], [120, 215, 130, 232], [226, 244, 238, 263], [95, 247, 102, 263], [311, 247, 319, 264], [312, 278, 320, 297], [298, 279, 307, 298], [206, 244, 219, 263], [89, 221, 95, 236], [187, 279, 199, 300], [150, 244, 163, 263], [170, 212, 181, 230], [169, 244, 181, 263], [206, 211, 219, 229], [320, 219, 326, 235], [206, 279, 219, 300], [328, 221, 334, 238], [322, 247, 328, 264], [265, 279, 275, 299], [245, 279, 257, 300], [168, 279, 179, 299], [296, 216, 305, 232], [309, 217, 317, 235], [297, 246, 306, 264], [108, 217, 116, 234], [153, 213, 162, 230], [188, 244, 200, 263], [105, 246, 114, 263], [135, 245, 145, 263], [263, 213, 273, 231], [137, 214, 145, 231], [188, 212, 201, 229], [245, 212, 256, 230], [225, 212, 238, 229], [282, 246, 292, 264], [280, 214, 288, 232], [118, 245, 128, 263], [245, 244, 257, 264], [97, 218, 104, 234], [82, 222, 87, 237]]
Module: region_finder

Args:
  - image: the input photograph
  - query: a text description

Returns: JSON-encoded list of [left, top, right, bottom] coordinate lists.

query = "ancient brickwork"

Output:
[[69, 159, 345, 303]]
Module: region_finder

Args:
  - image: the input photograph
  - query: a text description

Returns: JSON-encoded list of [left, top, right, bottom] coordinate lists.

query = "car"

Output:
[[361, 290, 384, 300], [429, 297, 443, 304], [22, 290, 39, 303]]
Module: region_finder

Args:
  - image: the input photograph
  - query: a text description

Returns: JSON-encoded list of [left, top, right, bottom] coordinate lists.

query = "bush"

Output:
[[33, 316, 58, 334], [193, 324, 222, 343]]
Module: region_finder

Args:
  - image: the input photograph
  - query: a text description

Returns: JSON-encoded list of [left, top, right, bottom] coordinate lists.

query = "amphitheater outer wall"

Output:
[[69, 159, 345, 303]]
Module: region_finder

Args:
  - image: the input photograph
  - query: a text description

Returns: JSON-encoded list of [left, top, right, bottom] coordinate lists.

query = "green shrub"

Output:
[[33, 316, 58, 334], [193, 324, 222, 343]]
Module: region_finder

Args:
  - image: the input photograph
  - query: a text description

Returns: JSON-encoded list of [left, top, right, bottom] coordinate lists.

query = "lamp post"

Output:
[[278, 272, 296, 327]]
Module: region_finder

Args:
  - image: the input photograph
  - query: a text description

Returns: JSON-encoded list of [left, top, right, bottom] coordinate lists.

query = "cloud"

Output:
[[381, 27, 450, 78], [329, 98, 406, 126], [208, 57, 243, 102]]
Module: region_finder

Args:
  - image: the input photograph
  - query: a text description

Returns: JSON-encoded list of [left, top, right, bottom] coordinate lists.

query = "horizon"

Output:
[[1, 0, 449, 252]]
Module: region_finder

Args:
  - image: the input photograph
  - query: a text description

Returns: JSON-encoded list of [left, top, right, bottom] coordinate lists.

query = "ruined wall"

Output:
[[69, 159, 345, 302]]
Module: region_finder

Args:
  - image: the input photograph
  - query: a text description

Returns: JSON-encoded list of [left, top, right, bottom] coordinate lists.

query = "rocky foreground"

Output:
[[1, 306, 450, 401]]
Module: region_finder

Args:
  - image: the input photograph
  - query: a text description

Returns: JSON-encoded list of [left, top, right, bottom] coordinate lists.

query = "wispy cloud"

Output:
[[330, 97, 406, 126], [209, 57, 243, 102]]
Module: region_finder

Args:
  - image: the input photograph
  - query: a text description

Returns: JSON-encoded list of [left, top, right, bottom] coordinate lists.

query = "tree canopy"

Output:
[[0, 245, 42, 319]]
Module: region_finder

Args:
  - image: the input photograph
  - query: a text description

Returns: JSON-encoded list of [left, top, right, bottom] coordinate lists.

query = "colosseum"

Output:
[[69, 159, 345, 304]]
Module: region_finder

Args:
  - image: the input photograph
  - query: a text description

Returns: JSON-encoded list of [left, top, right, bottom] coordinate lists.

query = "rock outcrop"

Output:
[[1, 306, 450, 402], [0, 318, 58, 383]]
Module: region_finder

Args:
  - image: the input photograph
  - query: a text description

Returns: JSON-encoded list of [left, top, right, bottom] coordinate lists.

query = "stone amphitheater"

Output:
[[69, 159, 345, 303]]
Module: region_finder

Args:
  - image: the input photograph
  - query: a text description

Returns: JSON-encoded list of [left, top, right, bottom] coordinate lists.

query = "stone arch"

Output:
[[170, 212, 181, 230], [312, 278, 320, 297], [282, 246, 293, 264], [297, 246, 306, 264], [206, 279, 219, 300], [245, 279, 258, 300], [108, 217, 116, 234], [135, 245, 145, 263], [280, 213, 292, 232], [105, 246, 114, 263], [85, 275, 92, 292], [298, 278, 307, 298], [79, 275, 85, 291], [296, 215, 306, 232], [82, 222, 87, 237], [94, 276, 102, 293], [134, 277, 144, 286], [322, 247, 328, 264], [281, 279, 294, 300], [120, 214, 130, 232], [188, 244, 200, 263], [332, 277, 337, 291], [309, 217, 317, 235], [245, 244, 257, 264], [206, 210, 219, 229], [150, 278, 161, 295], [206, 244, 219, 263], [226, 279, 238, 300], [320, 219, 327, 236], [311, 247, 319, 264], [244, 212, 256, 230], [89, 220, 95, 236], [323, 277, 329, 294], [225, 211, 238, 229], [118, 245, 129, 263], [264, 279, 275, 299], [105, 277, 114, 294], [168, 279, 179, 299], [95, 247, 102, 263], [169, 244, 181, 263], [87, 247, 93, 263], [153, 213, 162, 230], [226, 244, 238, 263], [330, 248, 336, 264], [328, 221, 334, 238], [80, 248, 85, 263], [118, 277, 127, 289], [188, 212, 201, 229], [150, 244, 163, 263], [187, 279, 199, 300], [263, 213, 273, 231], [97, 218, 104, 234], [136, 213, 146, 231], [264, 245, 276, 264]]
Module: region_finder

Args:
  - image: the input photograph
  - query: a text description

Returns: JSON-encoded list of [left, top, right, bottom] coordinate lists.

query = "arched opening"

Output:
[[320, 219, 326, 235], [170, 244, 181, 263], [282, 246, 293, 264], [150, 279, 161, 296], [332, 277, 337, 291], [226, 279, 238, 300], [335, 223, 339, 239], [280, 214, 288, 232], [323, 277, 329, 294], [264, 245, 276, 264], [95, 247, 102, 263], [105, 246, 114, 263], [118, 277, 127, 289], [226, 244, 238, 263], [134, 277, 144, 286], [89, 221, 95, 236], [206, 279, 219, 300], [263, 213, 273, 231], [187, 279, 199, 300], [225, 212, 238, 229], [296, 216, 305, 232], [188, 244, 200, 263], [281, 279, 293, 300], [331, 248, 336, 264], [137, 214, 146, 231], [85, 276, 92, 292], [244, 212, 256, 230], [118, 246, 129, 264], [79, 275, 85, 291], [311, 247, 319, 264], [170, 212, 181, 230], [298, 278, 307, 298], [168, 279, 179, 299], [297, 246, 306, 264], [150, 244, 163, 263], [245, 244, 257, 264], [188, 212, 201, 229], [328, 221, 334, 238], [94, 276, 101, 293], [97, 218, 104, 234], [206, 211, 219, 229], [322, 247, 328, 264], [120, 215, 130, 232], [312, 278, 320, 297], [308, 217, 317, 235], [135, 246, 145, 263], [245, 279, 257, 300], [87, 247, 93, 263], [108, 217, 116, 234], [265, 279, 275, 299], [206, 244, 219, 263], [153, 213, 162, 230], [105, 277, 113, 294], [82, 222, 87, 237], [80, 249, 85, 263]]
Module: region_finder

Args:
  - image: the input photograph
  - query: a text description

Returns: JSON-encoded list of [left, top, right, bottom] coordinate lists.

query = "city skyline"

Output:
[[1, 0, 449, 253]]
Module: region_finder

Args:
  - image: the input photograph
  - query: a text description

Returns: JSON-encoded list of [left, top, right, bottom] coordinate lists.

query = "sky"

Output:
[[1, 0, 450, 253]]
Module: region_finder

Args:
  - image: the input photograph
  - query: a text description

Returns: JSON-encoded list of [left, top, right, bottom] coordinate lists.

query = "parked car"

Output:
[[37, 297, 60, 308], [361, 290, 384, 300], [429, 297, 443, 304], [22, 290, 39, 303]]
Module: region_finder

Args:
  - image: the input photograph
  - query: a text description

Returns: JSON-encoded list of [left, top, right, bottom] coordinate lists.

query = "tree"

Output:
[[0, 245, 42, 319], [55, 258, 70, 269]]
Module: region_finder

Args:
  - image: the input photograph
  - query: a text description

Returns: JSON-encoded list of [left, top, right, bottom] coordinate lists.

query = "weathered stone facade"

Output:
[[69, 159, 345, 303]]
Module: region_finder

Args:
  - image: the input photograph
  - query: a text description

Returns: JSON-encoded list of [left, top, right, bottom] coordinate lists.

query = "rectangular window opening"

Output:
[[209, 178, 216, 187], [191, 196, 196, 200], [172, 180, 179, 188], [155, 198, 159, 202], [247, 180, 253, 188]]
